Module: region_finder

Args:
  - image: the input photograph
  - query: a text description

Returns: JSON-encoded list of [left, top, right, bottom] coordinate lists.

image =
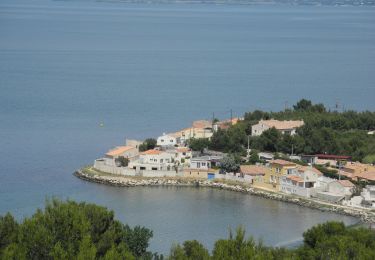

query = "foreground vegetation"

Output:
[[1, 200, 375, 259], [189, 99, 375, 163]]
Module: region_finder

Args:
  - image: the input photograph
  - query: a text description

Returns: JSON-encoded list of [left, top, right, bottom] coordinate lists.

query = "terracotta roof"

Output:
[[298, 166, 323, 176], [356, 172, 375, 181], [270, 159, 296, 166], [337, 180, 355, 187], [106, 146, 135, 157], [192, 120, 212, 129], [140, 149, 162, 155], [258, 119, 304, 130], [286, 175, 304, 182], [240, 165, 266, 175]]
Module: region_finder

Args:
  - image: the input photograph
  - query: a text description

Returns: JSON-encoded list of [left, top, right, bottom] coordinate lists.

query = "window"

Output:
[[161, 139, 164, 142], [152, 167, 157, 171], [170, 139, 173, 142], [276, 168, 281, 173], [202, 162, 206, 167], [197, 162, 201, 168], [160, 159, 163, 163]]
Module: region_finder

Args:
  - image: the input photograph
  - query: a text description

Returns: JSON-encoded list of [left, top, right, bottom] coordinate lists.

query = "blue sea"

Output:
[[0, 0, 373, 254]]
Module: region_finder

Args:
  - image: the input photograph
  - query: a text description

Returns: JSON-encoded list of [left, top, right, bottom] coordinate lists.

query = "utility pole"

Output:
[[230, 109, 233, 125], [247, 135, 251, 159], [285, 101, 288, 111], [291, 144, 294, 156]]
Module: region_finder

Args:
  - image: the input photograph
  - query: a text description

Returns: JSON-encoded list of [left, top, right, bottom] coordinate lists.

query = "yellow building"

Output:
[[253, 159, 297, 192]]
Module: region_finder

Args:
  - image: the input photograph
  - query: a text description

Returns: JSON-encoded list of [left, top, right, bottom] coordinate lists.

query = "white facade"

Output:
[[361, 185, 375, 203], [157, 134, 177, 146], [251, 120, 304, 136], [190, 156, 222, 170]]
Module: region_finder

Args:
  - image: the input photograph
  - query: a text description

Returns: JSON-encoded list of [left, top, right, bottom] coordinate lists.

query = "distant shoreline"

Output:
[[74, 166, 375, 223]]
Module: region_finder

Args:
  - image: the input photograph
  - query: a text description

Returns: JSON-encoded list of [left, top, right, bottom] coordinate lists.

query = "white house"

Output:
[[251, 119, 304, 136], [313, 177, 355, 202], [128, 149, 177, 171], [190, 155, 223, 170], [157, 133, 178, 146], [361, 185, 375, 208], [280, 166, 322, 197], [102, 146, 139, 167]]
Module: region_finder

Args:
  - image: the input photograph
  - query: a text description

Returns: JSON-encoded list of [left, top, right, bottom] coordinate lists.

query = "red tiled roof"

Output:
[[298, 166, 323, 176], [286, 175, 304, 182], [140, 149, 162, 155], [106, 146, 135, 157], [240, 165, 266, 175], [356, 172, 375, 181], [270, 159, 296, 166]]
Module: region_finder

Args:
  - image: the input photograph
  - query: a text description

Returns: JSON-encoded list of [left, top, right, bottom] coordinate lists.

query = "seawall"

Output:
[[74, 168, 375, 223]]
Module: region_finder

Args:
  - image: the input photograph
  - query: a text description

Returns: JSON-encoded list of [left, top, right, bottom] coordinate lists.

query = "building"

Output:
[[102, 146, 139, 166], [280, 166, 322, 197], [251, 119, 304, 136], [239, 165, 267, 184], [355, 171, 375, 183], [313, 177, 355, 202], [361, 185, 375, 208], [301, 155, 318, 165], [258, 152, 274, 162], [253, 159, 297, 191], [190, 155, 223, 170], [128, 149, 177, 172], [213, 118, 241, 131], [341, 162, 375, 180], [157, 133, 178, 146], [315, 154, 351, 167]]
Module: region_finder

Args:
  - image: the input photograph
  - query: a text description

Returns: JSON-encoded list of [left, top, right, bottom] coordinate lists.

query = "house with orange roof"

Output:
[[252, 159, 297, 191], [239, 165, 267, 184], [251, 119, 304, 136], [213, 117, 241, 131]]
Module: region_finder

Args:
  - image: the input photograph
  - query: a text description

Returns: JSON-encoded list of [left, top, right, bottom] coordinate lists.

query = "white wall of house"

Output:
[[139, 152, 175, 164], [190, 159, 211, 170], [328, 182, 353, 197], [251, 123, 270, 136], [157, 134, 177, 146], [361, 186, 375, 201]]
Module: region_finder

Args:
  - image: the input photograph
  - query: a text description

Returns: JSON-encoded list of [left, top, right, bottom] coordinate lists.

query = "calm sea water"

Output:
[[0, 0, 373, 254]]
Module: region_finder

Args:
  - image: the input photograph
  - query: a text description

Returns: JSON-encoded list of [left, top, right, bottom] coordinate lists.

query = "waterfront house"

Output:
[[128, 149, 177, 172], [253, 159, 297, 191], [190, 155, 223, 170], [361, 185, 375, 208], [103, 146, 139, 167], [313, 177, 355, 202], [280, 166, 322, 197], [251, 119, 304, 136], [157, 133, 178, 147], [341, 162, 375, 180], [239, 165, 267, 184]]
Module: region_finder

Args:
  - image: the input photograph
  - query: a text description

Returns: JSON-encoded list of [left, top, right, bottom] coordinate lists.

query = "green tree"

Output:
[[188, 138, 210, 153], [139, 138, 157, 152], [220, 154, 240, 173]]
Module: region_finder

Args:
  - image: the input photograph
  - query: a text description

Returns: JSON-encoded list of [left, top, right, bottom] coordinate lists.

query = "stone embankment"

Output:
[[74, 169, 375, 223]]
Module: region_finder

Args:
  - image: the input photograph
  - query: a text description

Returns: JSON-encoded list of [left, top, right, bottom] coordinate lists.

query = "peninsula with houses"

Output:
[[76, 99, 375, 222]]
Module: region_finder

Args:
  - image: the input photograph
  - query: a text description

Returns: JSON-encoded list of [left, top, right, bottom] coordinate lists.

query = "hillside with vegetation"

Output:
[[189, 99, 375, 163], [1, 200, 375, 259]]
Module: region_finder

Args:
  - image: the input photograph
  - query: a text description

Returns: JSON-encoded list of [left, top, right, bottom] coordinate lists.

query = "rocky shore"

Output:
[[74, 169, 375, 224]]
